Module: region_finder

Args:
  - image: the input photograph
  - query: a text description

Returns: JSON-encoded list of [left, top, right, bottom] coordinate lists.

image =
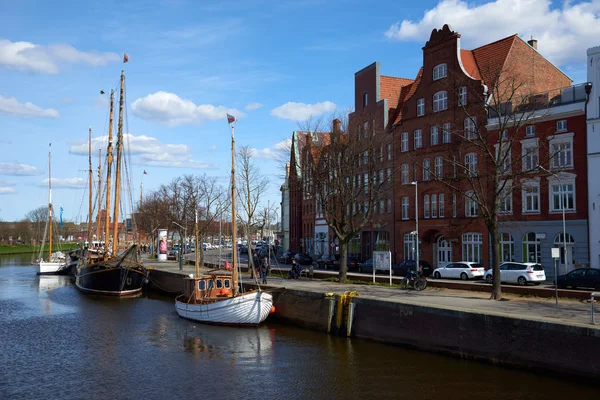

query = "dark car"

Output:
[[279, 251, 294, 264], [167, 245, 179, 260], [557, 268, 600, 290], [347, 255, 362, 272], [393, 260, 433, 277], [293, 253, 313, 265], [317, 254, 339, 270], [358, 259, 373, 274]]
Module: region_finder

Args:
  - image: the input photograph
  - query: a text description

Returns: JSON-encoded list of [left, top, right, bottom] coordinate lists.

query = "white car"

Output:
[[484, 262, 546, 286], [432, 261, 485, 280]]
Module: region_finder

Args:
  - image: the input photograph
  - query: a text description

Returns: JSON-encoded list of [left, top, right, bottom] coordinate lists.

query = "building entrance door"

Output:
[[437, 236, 452, 269]]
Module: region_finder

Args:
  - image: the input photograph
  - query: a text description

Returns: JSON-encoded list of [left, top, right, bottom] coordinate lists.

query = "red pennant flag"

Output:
[[224, 260, 232, 270], [226, 113, 236, 124], [123, 53, 129, 63]]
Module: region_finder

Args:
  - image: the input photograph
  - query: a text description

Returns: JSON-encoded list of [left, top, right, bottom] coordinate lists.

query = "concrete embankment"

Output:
[[145, 262, 600, 380]]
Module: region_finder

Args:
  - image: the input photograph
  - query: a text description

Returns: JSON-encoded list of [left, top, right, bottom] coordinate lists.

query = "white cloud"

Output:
[[0, 39, 120, 74], [131, 91, 245, 126], [274, 138, 292, 151], [249, 139, 292, 161], [249, 147, 280, 160], [69, 133, 215, 169], [271, 101, 336, 121], [385, 0, 600, 66], [245, 102, 263, 111], [0, 95, 59, 118], [0, 187, 16, 194], [40, 177, 86, 189], [0, 162, 39, 176]]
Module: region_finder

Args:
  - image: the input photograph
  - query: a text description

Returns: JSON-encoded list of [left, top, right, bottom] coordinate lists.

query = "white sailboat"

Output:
[[37, 145, 68, 275], [175, 114, 273, 326]]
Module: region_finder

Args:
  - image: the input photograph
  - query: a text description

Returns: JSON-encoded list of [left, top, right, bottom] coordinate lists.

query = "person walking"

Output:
[[260, 256, 268, 284]]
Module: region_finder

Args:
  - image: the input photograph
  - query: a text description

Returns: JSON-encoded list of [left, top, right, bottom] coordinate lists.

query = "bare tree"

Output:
[[305, 115, 394, 283], [237, 146, 269, 274]]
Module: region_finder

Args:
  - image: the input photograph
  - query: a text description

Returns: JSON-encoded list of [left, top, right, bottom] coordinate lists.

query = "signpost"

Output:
[[552, 247, 560, 305], [373, 251, 392, 285]]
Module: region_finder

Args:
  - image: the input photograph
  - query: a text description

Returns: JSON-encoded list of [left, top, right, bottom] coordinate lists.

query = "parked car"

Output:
[[432, 261, 485, 280], [239, 245, 248, 254], [556, 268, 600, 290], [358, 259, 373, 274], [293, 253, 313, 265], [317, 254, 339, 270], [347, 255, 361, 272], [393, 260, 433, 277], [484, 262, 546, 286], [279, 251, 294, 264]]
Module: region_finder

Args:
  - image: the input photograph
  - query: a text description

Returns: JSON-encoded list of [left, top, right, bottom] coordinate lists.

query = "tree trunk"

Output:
[[488, 221, 502, 300], [338, 240, 348, 283]]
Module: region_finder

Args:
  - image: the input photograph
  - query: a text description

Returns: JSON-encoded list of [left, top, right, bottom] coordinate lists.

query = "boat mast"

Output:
[[104, 90, 115, 254], [230, 121, 238, 296], [96, 148, 102, 241], [48, 144, 52, 260], [111, 70, 125, 254], [195, 209, 200, 278], [87, 127, 93, 245]]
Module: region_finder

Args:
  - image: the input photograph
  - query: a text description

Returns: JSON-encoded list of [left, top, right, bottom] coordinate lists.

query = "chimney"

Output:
[[332, 118, 341, 132], [527, 38, 538, 50]]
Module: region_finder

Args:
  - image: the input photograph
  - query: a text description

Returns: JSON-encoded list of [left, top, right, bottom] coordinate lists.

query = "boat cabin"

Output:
[[183, 274, 234, 302]]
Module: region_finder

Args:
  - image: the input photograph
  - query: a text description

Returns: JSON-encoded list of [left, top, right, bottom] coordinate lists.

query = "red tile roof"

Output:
[[471, 34, 517, 83], [380, 75, 414, 107], [391, 68, 423, 125], [459, 49, 481, 80]]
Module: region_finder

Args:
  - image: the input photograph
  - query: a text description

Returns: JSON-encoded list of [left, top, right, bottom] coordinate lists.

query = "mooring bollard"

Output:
[[591, 292, 598, 325]]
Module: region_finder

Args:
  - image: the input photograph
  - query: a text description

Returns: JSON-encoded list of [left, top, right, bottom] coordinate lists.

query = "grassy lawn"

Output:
[[0, 243, 81, 255]]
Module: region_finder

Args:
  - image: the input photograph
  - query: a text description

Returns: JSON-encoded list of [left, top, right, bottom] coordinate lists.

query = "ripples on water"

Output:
[[0, 263, 599, 399]]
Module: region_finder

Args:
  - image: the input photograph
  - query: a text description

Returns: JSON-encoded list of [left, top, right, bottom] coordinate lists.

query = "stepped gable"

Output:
[[425, 24, 460, 47]]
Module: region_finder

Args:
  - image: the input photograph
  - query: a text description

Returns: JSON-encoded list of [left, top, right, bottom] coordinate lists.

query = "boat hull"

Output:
[[175, 291, 273, 326], [75, 263, 146, 296], [37, 261, 68, 275]]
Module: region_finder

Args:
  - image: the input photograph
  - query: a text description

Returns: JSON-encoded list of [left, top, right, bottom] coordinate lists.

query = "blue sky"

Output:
[[1, 0, 598, 222]]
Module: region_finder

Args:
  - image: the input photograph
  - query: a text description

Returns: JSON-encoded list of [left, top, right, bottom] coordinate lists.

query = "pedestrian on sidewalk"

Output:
[[260, 257, 268, 284]]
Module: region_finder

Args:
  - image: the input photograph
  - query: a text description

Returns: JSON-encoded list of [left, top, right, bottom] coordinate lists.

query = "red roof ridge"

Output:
[[469, 33, 518, 52]]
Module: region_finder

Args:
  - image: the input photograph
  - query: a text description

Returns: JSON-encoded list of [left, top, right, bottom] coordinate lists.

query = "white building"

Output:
[[587, 46, 600, 268]]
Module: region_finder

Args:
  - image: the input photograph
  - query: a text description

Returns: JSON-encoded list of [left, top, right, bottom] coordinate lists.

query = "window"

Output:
[[423, 159, 431, 181], [502, 129, 509, 140], [433, 91, 448, 112], [550, 182, 575, 212], [554, 233, 575, 265], [417, 98, 425, 116], [452, 156, 457, 178], [424, 195, 430, 218], [363, 121, 369, 139], [439, 194, 445, 218], [556, 120, 567, 132], [464, 117, 477, 139], [431, 194, 438, 218], [522, 232, 541, 263], [401, 197, 409, 220], [430, 126, 439, 145], [434, 157, 443, 177], [413, 164, 418, 181], [356, 124, 361, 140], [458, 86, 467, 106], [443, 123, 451, 143], [549, 134, 573, 169], [404, 233, 420, 260], [433, 63, 447, 80], [465, 191, 478, 217], [386, 168, 391, 182], [363, 151, 369, 165], [363, 92, 368, 108], [387, 143, 392, 160], [363, 173, 368, 192], [401, 132, 408, 152], [522, 180, 540, 213], [462, 233, 483, 263], [379, 169, 384, 184], [379, 199, 384, 214], [495, 144, 511, 174], [521, 138, 539, 171], [452, 193, 457, 217], [401, 164, 409, 184], [387, 199, 392, 213], [414, 129, 422, 148], [500, 233, 514, 262], [465, 153, 478, 176], [526, 125, 536, 137], [498, 180, 513, 214]]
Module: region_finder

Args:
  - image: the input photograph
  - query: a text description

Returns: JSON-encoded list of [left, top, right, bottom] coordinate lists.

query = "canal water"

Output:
[[1, 255, 598, 399]]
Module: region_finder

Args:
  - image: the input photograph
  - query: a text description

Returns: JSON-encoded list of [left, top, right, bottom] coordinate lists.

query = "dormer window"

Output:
[[525, 126, 536, 137], [363, 92, 368, 108], [556, 120, 567, 132], [433, 63, 447, 80], [417, 98, 425, 116]]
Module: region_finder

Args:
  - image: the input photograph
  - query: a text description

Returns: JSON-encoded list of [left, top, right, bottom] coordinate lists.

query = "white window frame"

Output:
[[439, 193, 445, 218], [500, 233, 514, 262], [431, 194, 438, 218], [556, 119, 567, 132], [434, 156, 443, 177], [430, 125, 439, 145], [548, 132, 574, 170], [363, 92, 368, 108], [401, 197, 409, 220], [523, 232, 541, 263], [414, 129, 422, 149], [495, 143, 511, 174], [387, 143, 392, 161], [401, 132, 408, 152], [465, 191, 478, 217], [423, 159, 431, 181], [464, 117, 477, 139], [498, 179, 513, 215], [424, 195, 430, 218], [417, 98, 425, 116], [404, 233, 420, 260], [522, 178, 541, 214], [433, 63, 447, 80], [521, 137, 539, 172], [547, 172, 576, 213], [465, 153, 478, 176], [452, 193, 457, 217], [443, 123, 451, 143], [525, 125, 536, 137], [401, 164, 409, 184], [458, 86, 467, 106], [462, 233, 483, 263], [387, 199, 392, 213], [433, 91, 448, 112]]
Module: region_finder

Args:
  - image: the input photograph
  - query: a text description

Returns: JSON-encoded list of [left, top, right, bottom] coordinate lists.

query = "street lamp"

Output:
[[410, 181, 419, 273], [172, 221, 187, 271], [539, 165, 567, 275]]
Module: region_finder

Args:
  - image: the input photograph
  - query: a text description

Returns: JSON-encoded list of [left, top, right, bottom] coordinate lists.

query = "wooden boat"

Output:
[[175, 115, 273, 325], [75, 70, 147, 296]]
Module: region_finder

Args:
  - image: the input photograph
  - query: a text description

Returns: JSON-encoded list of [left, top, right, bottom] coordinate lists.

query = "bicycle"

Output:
[[400, 269, 427, 291]]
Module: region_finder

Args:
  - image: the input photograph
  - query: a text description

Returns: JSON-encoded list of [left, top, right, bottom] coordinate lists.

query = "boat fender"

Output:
[[143, 278, 149, 284], [269, 306, 276, 314]]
